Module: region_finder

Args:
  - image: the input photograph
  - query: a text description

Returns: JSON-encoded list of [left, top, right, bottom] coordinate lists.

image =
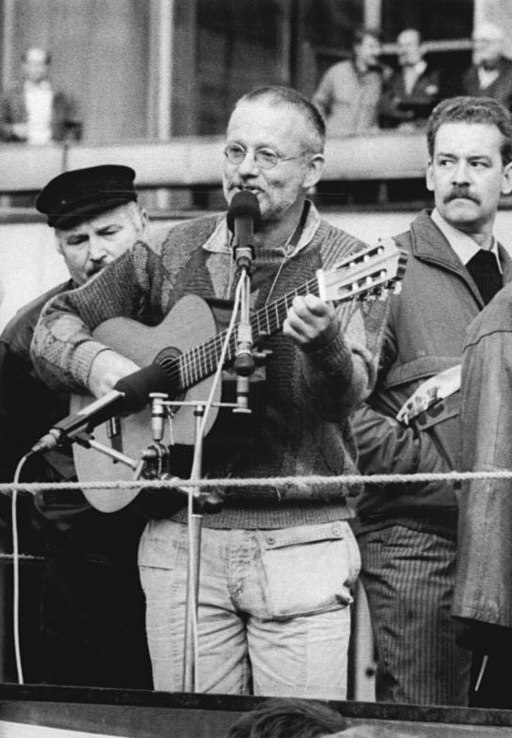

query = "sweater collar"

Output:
[[202, 200, 321, 259]]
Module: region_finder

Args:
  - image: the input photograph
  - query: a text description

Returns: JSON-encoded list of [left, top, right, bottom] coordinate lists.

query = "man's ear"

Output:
[[54, 232, 64, 256], [501, 160, 512, 196], [426, 159, 435, 192], [304, 153, 325, 190], [140, 207, 149, 231]]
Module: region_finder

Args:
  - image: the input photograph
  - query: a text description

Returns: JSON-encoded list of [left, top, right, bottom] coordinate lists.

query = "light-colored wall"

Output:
[[2, 0, 150, 144], [2, 208, 512, 330]]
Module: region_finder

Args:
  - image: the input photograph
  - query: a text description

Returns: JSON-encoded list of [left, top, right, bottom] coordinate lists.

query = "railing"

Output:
[[0, 132, 428, 195]]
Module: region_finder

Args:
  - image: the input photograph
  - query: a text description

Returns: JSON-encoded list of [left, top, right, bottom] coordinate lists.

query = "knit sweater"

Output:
[[31, 208, 387, 529]]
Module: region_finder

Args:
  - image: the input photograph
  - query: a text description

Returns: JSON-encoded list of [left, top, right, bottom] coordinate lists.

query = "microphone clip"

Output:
[[140, 441, 169, 480], [233, 322, 255, 378], [233, 242, 254, 272]]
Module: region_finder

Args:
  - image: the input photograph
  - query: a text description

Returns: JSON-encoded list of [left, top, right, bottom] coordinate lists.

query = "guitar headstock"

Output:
[[318, 238, 408, 303]]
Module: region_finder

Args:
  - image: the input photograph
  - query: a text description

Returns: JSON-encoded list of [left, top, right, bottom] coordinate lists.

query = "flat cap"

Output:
[[36, 164, 138, 229]]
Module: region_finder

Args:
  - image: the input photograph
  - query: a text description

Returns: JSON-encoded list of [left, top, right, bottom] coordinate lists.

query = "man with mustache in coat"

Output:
[[353, 96, 512, 706]]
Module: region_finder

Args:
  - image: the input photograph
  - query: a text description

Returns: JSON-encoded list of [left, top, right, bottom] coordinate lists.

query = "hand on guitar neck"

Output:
[[283, 294, 338, 352], [88, 349, 141, 398]]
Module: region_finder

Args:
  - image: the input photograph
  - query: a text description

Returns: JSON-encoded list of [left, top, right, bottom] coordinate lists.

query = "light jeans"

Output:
[[138, 518, 360, 698]]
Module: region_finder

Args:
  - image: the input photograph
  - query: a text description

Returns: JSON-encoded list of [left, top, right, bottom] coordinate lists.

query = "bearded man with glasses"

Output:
[[31, 85, 388, 698]]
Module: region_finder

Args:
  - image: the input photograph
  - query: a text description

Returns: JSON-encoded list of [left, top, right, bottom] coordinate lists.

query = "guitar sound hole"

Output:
[[154, 346, 183, 402]]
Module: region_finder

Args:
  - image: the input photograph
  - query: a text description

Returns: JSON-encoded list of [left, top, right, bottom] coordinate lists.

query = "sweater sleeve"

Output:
[[300, 289, 388, 422], [31, 245, 149, 393], [298, 222, 392, 422]]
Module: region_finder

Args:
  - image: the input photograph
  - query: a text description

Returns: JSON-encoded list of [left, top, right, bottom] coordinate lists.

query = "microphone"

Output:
[[30, 363, 172, 454], [227, 191, 261, 270], [227, 192, 261, 410]]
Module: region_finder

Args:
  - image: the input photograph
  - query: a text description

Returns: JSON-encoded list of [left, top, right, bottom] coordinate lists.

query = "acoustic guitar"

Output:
[[71, 238, 407, 512]]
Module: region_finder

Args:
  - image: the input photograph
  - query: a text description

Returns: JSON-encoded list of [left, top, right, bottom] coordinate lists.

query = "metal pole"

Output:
[[182, 404, 205, 693]]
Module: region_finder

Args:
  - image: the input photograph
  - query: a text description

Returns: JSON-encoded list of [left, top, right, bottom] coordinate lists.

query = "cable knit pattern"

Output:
[[31, 210, 389, 529]]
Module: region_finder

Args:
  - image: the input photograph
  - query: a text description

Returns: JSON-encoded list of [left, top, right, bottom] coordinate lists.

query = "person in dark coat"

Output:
[[463, 21, 512, 112], [353, 96, 512, 706], [454, 267, 512, 709], [380, 29, 440, 130], [0, 46, 81, 143], [0, 165, 152, 687]]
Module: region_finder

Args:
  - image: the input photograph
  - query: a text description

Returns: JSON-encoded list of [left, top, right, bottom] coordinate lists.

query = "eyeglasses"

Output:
[[224, 143, 305, 170]]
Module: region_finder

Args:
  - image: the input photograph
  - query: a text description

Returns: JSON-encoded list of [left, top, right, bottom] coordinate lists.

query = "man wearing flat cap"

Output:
[[0, 164, 152, 687]]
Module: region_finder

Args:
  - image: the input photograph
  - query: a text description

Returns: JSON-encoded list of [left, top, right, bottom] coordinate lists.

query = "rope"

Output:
[[1, 468, 512, 495]]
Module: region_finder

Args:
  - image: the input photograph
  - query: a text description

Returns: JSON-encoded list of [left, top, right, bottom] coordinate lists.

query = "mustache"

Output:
[[228, 181, 261, 191], [444, 186, 480, 204]]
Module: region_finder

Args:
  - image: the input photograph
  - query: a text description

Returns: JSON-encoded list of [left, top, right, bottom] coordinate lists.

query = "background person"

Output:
[[463, 21, 512, 111], [352, 95, 512, 705], [31, 85, 389, 698], [312, 28, 390, 137], [0, 46, 81, 144], [226, 699, 349, 737], [379, 29, 440, 130], [0, 165, 151, 687]]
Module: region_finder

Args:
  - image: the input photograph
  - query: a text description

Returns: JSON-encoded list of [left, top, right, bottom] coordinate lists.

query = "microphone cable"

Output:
[[187, 274, 243, 691], [197, 274, 244, 444], [11, 454, 31, 685]]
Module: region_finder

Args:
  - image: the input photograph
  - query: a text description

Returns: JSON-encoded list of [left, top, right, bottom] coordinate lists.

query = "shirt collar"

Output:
[[431, 208, 501, 271], [203, 200, 321, 257], [404, 60, 427, 77]]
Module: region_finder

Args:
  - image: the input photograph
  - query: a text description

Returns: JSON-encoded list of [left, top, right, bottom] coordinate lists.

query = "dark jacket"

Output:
[[0, 281, 144, 559], [453, 281, 512, 645], [0, 281, 74, 485], [379, 65, 440, 128], [463, 57, 512, 111], [353, 210, 512, 538], [0, 83, 81, 142]]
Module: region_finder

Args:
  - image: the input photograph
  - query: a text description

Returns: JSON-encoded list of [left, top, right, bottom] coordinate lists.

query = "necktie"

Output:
[[466, 250, 502, 305]]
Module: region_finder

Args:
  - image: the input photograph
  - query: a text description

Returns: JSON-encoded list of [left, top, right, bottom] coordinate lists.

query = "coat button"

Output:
[[332, 525, 342, 537], [266, 536, 276, 546]]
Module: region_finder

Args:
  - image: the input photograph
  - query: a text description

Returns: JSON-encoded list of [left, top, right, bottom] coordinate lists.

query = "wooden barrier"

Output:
[[0, 685, 510, 737]]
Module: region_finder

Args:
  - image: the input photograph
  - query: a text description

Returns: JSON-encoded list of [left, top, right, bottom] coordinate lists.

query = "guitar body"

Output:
[[69, 238, 406, 513], [72, 294, 219, 513]]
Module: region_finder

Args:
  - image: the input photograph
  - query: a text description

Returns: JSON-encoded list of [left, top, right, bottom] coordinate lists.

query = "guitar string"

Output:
[[178, 210, 318, 385], [157, 277, 320, 391], [156, 243, 395, 390]]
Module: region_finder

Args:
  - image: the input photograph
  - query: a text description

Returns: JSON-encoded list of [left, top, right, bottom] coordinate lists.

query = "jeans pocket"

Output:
[[138, 520, 183, 569], [257, 521, 361, 620]]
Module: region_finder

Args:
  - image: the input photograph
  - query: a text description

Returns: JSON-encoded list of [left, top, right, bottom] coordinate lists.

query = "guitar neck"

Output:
[[251, 274, 320, 338], [155, 237, 405, 394], [168, 274, 320, 393]]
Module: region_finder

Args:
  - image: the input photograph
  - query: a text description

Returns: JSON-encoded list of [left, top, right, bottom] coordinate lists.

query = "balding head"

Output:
[[472, 21, 504, 68], [22, 46, 51, 84], [397, 28, 423, 67]]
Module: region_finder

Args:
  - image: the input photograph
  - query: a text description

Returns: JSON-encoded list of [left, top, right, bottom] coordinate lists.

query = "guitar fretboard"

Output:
[[158, 274, 320, 392], [154, 238, 405, 394]]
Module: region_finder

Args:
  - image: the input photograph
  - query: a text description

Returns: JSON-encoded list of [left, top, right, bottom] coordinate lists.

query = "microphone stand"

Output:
[[153, 396, 237, 692], [233, 237, 256, 413]]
